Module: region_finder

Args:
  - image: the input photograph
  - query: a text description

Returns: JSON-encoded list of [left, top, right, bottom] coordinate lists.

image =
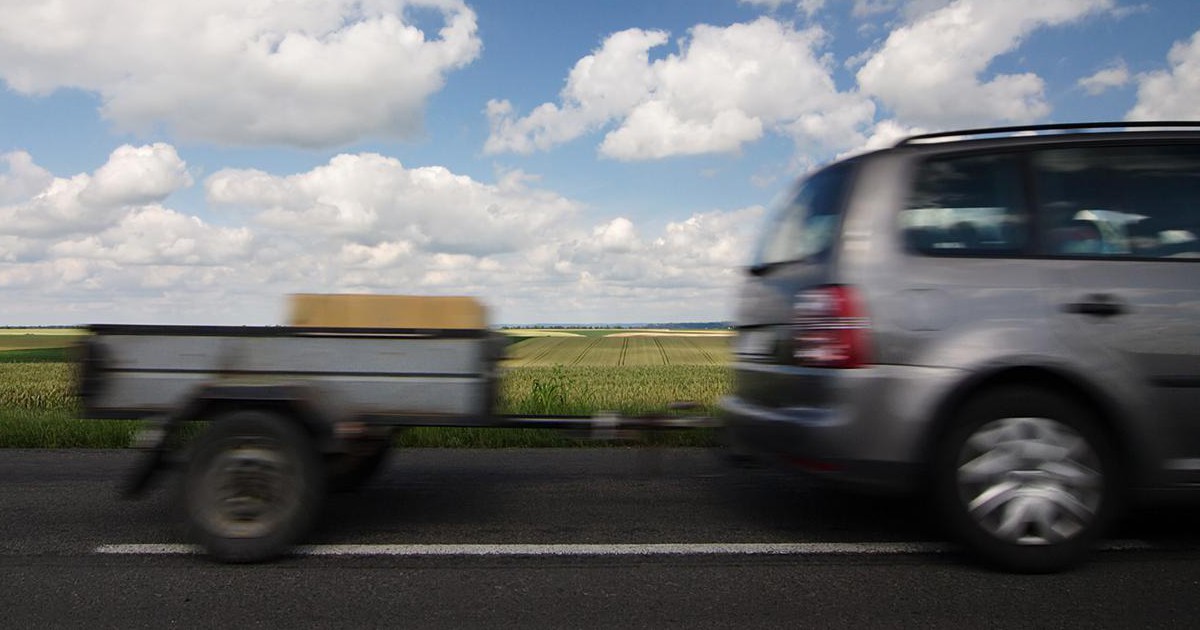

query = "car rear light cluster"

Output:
[[792, 285, 871, 368]]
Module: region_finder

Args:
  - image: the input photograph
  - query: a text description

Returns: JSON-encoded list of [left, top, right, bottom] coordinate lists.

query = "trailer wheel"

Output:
[[183, 411, 325, 563]]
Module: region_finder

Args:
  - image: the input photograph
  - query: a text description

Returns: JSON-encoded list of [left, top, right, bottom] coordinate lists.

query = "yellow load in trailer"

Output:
[[287, 294, 489, 330]]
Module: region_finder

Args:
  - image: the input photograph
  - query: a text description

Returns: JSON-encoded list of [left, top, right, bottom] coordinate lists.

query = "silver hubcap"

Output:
[[956, 416, 1103, 546], [198, 439, 297, 538]]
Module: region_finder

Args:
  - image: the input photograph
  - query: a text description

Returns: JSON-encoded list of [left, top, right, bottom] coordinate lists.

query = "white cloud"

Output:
[[0, 0, 481, 147], [207, 153, 579, 256], [654, 208, 764, 271], [0, 173, 97, 238], [0, 146, 250, 312], [0, 151, 53, 204], [599, 102, 766, 160], [836, 119, 927, 160], [1079, 61, 1130, 95], [856, 0, 1113, 127], [484, 28, 669, 155], [80, 144, 193, 207], [0, 144, 764, 324], [0, 144, 192, 238], [1127, 30, 1200, 120], [50, 206, 252, 266], [0, 234, 41, 263], [337, 241, 415, 270], [0, 258, 116, 292], [201, 152, 761, 321], [485, 18, 874, 160], [548, 207, 764, 290], [593, 217, 641, 253]]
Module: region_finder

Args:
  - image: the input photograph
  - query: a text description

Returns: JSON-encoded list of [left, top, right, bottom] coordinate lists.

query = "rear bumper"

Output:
[[718, 363, 965, 493]]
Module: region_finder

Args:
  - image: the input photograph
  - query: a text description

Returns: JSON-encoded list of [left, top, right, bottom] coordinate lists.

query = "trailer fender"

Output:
[[122, 383, 337, 498], [177, 383, 335, 441]]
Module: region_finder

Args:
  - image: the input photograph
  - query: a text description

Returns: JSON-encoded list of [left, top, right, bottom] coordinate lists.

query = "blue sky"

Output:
[[1, 0, 1198, 326]]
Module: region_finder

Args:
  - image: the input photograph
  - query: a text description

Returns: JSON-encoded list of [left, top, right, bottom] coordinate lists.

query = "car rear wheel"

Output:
[[935, 386, 1119, 573]]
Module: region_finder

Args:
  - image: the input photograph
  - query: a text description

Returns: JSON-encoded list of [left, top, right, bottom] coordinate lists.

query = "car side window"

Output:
[[1033, 144, 1200, 259], [901, 153, 1028, 256]]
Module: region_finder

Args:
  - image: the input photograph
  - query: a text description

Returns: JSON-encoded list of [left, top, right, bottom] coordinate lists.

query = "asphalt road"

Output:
[[4, 448, 1200, 628]]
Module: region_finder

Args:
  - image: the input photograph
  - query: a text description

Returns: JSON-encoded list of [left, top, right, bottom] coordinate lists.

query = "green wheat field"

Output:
[[0, 328, 731, 448]]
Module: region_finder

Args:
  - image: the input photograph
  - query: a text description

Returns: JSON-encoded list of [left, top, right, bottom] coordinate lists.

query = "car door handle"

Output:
[[1063, 294, 1126, 317]]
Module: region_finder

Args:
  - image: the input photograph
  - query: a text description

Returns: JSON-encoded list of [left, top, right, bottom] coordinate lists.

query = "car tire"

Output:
[[934, 386, 1120, 573], [183, 411, 325, 563]]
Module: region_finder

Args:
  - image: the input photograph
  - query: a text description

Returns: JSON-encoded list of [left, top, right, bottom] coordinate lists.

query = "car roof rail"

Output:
[[895, 121, 1200, 146]]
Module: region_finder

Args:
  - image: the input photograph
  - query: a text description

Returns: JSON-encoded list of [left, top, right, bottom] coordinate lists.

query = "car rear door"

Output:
[[1032, 142, 1200, 484]]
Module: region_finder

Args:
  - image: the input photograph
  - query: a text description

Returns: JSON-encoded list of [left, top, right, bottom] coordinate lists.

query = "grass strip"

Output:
[[0, 362, 728, 448], [0, 348, 71, 363], [0, 410, 142, 449]]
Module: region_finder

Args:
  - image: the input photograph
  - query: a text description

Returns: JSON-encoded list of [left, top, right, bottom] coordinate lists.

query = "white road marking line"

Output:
[[92, 540, 1155, 557], [299, 542, 951, 556], [95, 544, 200, 555]]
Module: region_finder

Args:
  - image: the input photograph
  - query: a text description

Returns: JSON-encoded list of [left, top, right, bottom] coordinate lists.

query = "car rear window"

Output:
[[752, 162, 854, 268]]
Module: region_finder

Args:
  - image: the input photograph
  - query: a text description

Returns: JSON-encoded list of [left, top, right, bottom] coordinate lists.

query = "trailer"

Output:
[[77, 295, 710, 562]]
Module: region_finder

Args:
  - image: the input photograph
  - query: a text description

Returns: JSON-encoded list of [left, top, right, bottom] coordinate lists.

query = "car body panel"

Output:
[[721, 127, 1200, 498]]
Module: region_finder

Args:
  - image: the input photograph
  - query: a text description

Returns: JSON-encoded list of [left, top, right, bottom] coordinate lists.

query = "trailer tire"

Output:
[[183, 411, 325, 563]]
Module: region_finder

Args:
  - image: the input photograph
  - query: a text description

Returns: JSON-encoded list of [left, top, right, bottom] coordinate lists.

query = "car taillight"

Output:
[[792, 285, 871, 368]]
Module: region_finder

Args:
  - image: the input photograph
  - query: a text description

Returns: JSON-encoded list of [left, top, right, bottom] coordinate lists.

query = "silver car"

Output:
[[719, 122, 1200, 572]]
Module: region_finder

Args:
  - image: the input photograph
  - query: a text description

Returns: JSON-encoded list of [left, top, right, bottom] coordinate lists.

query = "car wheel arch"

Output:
[[919, 364, 1141, 492]]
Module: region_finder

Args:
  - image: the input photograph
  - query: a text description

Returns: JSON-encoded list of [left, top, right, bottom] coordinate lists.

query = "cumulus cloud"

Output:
[[207, 153, 578, 256], [0, 145, 247, 302], [0, 0, 481, 147], [203, 153, 591, 301], [0, 151, 53, 204], [80, 144, 193, 207], [592, 217, 641, 253], [836, 119, 927, 159], [856, 0, 1113, 127], [0, 150, 257, 320], [555, 207, 763, 286], [50, 206, 252, 266], [1127, 30, 1200, 120], [484, 28, 668, 155], [1078, 61, 1130, 95], [0, 144, 763, 324], [203, 156, 762, 321], [0, 144, 193, 237], [485, 18, 874, 160]]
